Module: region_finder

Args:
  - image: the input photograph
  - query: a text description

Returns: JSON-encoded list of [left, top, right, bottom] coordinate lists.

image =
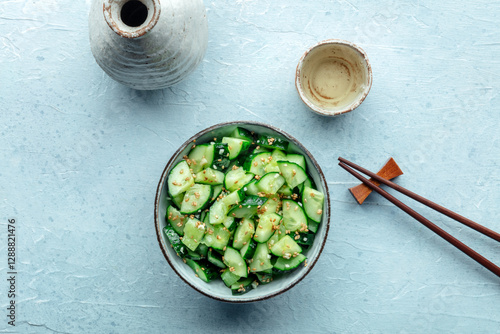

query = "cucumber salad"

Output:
[[163, 127, 325, 295]]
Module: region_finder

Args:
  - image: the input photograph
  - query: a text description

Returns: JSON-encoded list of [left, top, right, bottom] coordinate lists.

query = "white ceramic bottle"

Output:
[[89, 0, 208, 90]]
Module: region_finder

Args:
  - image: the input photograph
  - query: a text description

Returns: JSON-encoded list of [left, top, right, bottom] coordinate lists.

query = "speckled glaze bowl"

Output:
[[296, 39, 372, 116], [89, 0, 208, 90], [154, 121, 330, 303]]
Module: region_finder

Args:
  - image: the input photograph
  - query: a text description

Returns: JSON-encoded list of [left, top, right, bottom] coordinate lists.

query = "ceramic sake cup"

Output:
[[295, 39, 372, 116], [154, 121, 330, 303]]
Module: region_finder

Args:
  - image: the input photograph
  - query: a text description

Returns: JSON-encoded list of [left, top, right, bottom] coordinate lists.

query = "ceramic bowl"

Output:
[[154, 121, 330, 303], [295, 39, 372, 116]]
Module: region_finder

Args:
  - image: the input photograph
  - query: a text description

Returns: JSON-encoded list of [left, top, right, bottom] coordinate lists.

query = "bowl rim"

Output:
[[154, 121, 330, 303], [295, 38, 373, 117]]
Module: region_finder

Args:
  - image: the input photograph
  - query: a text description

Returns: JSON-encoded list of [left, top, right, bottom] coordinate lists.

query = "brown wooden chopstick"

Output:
[[338, 158, 500, 279], [339, 157, 500, 243]]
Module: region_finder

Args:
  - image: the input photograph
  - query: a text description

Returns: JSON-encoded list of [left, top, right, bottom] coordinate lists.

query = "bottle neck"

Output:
[[103, 0, 160, 39]]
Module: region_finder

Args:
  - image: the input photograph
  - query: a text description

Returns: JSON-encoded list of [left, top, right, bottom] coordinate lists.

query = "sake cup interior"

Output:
[[295, 39, 372, 116]]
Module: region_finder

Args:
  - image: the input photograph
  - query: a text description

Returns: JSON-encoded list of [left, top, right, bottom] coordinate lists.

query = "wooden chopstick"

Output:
[[338, 158, 500, 279], [339, 157, 500, 243]]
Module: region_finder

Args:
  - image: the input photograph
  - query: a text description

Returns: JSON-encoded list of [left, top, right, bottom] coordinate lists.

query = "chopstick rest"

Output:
[[349, 157, 403, 204]]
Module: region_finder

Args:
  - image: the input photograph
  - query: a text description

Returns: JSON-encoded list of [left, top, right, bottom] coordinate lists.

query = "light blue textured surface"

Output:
[[1, 0, 500, 333]]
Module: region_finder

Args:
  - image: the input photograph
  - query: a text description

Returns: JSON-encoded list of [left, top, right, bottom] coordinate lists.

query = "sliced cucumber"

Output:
[[254, 213, 281, 243], [286, 154, 306, 170], [244, 152, 272, 176], [221, 268, 241, 287], [255, 271, 273, 284], [203, 222, 231, 251], [240, 239, 257, 260], [295, 232, 315, 247], [197, 243, 209, 257], [185, 259, 219, 283], [211, 143, 231, 171], [232, 217, 255, 250], [223, 216, 237, 231], [180, 184, 212, 214], [302, 186, 325, 223], [230, 127, 254, 141], [166, 205, 186, 236], [188, 144, 213, 174], [231, 276, 254, 295], [282, 199, 308, 232], [207, 249, 227, 269], [256, 172, 286, 195], [271, 149, 287, 162], [209, 198, 228, 225], [264, 160, 280, 174], [181, 218, 206, 251], [167, 160, 195, 197], [224, 167, 255, 192], [210, 184, 224, 202], [256, 134, 289, 151], [222, 137, 252, 160], [185, 248, 203, 260], [228, 196, 267, 218], [277, 183, 294, 197], [164, 127, 325, 293], [297, 174, 313, 193], [170, 192, 184, 210], [307, 220, 320, 234], [259, 194, 281, 216], [277, 161, 308, 189], [223, 247, 248, 278], [251, 146, 270, 154], [249, 243, 273, 273], [266, 231, 279, 251], [163, 226, 187, 257], [242, 179, 260, 196], [270, 235, 302, 258], [194, 168, 225, 185], [273, 253, 307, 272], [222, 190, 245, 207]]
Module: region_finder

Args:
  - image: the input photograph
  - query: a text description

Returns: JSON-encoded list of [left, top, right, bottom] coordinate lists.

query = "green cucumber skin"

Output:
[[185, 259, 220, 283], [255, 272, 273, 285], [230, 276, 255, 295], [163, 227, 187, 257], [222, 137, 252, 160], [212, 143, 231, 171], [295, 232, 315, 247], [273, 253, 307, 273], [240, 239, 257, 260], [207, 249, 227, 269], [230, 127, 254, 142], [227, 195, 267, 219], [166, 205, 186, 236], [256, 134, 289, 151]]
